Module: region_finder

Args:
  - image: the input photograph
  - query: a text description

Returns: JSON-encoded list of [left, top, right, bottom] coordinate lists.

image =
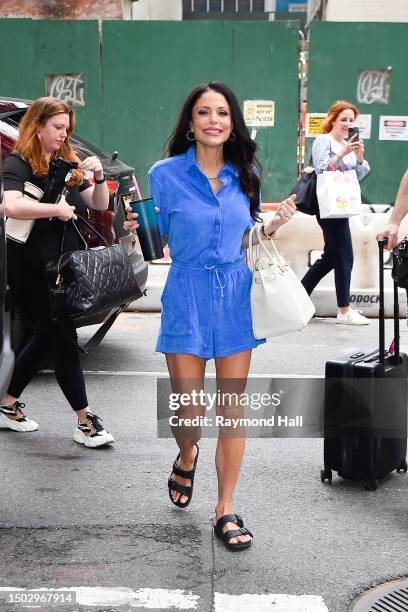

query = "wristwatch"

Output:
[[94, 174, 106, 184]]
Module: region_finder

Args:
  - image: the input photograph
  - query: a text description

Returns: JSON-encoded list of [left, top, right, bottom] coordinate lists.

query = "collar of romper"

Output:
[[184, 145, 239, 178]]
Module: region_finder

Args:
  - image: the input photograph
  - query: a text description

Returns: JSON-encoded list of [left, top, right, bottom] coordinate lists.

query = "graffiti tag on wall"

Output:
[[45, 73, 85, 107], [357, 70, 391, 105]]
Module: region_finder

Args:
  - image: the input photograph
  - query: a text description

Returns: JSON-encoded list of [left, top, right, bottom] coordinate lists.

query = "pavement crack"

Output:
[[210, 519, 215, 612]]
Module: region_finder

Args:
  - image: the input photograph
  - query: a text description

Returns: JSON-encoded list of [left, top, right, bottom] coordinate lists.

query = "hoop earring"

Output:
[[229, 131, 236, 142], [186, 130, 196, 142]]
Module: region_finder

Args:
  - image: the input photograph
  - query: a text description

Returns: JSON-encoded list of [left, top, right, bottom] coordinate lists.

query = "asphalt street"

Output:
[[1, 312, 408, 612]]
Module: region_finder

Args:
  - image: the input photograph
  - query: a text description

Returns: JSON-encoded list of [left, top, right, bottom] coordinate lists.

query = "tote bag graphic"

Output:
[[317, 169, 362, 219]]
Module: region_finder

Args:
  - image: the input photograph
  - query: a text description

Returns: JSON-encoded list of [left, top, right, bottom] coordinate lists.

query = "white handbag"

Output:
[[317, 169, 362, 219], [248, 224, 315, 339]]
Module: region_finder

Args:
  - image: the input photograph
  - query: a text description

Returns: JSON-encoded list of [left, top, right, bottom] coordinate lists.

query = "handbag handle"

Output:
[[58, 213, 109, 257], [248, 225, 261, 272], [327, 140, 345, 172], [248, 224, 285, 271], [75, 213, 109, 248]]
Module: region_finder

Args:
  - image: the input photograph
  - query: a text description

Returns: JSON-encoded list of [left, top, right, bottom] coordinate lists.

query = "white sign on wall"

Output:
[[354, 114, 372, 139], [243, 100, 275, 127], [379, 116, 408, 141]]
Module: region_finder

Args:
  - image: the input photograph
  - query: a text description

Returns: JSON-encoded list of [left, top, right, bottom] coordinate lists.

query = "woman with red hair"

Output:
[[0, 97, 115, 447], [301, 100, 370, 325]]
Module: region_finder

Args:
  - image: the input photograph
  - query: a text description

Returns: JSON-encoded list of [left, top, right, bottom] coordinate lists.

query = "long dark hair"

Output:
[[166, 82, 261, 219]]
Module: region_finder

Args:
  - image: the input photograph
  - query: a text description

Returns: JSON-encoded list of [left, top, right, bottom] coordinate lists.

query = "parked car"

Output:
[[0, 146, 14, 396], [0, 97, 148, 351]]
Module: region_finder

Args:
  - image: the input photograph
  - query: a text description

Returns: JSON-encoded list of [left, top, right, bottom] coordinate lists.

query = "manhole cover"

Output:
[[351, 578, 408, 611]]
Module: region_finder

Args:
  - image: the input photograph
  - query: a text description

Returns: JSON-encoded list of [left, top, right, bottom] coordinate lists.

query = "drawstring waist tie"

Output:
[[171, 259, 245, 298]]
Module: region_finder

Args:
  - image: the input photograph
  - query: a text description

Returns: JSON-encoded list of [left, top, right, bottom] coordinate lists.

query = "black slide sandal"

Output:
[[214, 513, 253, 551], [168, 444, 199, 508]]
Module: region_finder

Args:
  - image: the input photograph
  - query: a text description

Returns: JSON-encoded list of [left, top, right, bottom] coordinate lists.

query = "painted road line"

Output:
[[214, 592, 329, 612], [0, 588, 329, 610], [0, 587, 199, 609], [39, 370, 324, 378]]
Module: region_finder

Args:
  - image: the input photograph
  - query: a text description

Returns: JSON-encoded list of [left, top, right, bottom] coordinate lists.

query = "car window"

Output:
[[0, 112, 135, 178]]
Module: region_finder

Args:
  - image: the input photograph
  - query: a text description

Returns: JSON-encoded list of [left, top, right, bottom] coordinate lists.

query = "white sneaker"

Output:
[[0, 401, 39, 432], [336, 308, 370, 325], [73, 412, 115, 448]]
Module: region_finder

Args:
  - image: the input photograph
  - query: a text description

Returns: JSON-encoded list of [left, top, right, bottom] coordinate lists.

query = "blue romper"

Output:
[[149, 145, 266, 359]]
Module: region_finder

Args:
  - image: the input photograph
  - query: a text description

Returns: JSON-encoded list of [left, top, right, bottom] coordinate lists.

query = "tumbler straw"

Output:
[[132, 174, 143, 200]]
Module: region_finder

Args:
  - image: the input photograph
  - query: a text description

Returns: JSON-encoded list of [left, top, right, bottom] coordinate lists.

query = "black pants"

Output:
[[7, 241, 88, 412], [301, 213, 353, 308]]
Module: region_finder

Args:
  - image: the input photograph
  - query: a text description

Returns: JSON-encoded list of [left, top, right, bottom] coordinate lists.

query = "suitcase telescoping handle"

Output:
[[378, 239, 400, 364]]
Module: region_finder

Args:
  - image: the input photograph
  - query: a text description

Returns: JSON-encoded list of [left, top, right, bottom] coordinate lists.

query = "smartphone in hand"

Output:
[[347, 126, 360, 141]]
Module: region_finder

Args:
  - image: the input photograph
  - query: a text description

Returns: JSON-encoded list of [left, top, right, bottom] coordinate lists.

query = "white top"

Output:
[[311, 133, 370, 181]]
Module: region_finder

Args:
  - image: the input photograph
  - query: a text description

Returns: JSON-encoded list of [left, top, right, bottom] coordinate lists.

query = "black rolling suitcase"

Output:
[[321, 240, 408, 491]]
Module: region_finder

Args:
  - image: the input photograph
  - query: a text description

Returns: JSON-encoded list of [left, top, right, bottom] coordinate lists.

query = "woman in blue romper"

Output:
[[127, 82, 296, 550]]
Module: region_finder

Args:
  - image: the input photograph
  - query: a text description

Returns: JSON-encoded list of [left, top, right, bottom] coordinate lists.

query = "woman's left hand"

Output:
[[264, 194, 297, 235], [81, 156, 104, 181], [123, 206, 160, 232]]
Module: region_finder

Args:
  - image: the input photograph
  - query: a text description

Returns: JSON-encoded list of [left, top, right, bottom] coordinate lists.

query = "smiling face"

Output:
[[37, 112, 70, 154], [331, 108, 356, 141], [190, 89, 233, 149]]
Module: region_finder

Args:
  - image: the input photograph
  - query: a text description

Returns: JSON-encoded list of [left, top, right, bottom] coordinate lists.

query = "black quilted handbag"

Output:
[[48, 215, 142, 320]]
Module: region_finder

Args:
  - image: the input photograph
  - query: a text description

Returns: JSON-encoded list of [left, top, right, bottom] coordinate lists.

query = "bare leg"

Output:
[[1, 393, 17, 405], [214, 350, 252, 545], [166, 353, 206, 505]]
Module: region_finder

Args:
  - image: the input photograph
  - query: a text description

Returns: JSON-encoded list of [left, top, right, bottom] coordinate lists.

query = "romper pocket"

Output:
[[160, 268, 192, 336]]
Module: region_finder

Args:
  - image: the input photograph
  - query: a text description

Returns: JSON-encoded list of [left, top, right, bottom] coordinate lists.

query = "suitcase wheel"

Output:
[[397, 459, 408, 473], [320, 468, 332, 483], [365, 478, 378, 491]]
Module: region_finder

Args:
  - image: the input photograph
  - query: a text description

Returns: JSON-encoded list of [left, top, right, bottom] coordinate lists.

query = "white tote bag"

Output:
[[5, 182, 44, 244], [317, 169, 362, 219], [248, 225, 315, 339]]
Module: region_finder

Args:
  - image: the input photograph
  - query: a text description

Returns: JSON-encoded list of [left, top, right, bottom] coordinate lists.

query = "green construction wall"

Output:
[[101, 20, 300, 200], [0, 18, 300, 201], [2, 19, 408, 205], [307, 22, 408, 204], [0, 19, 101, 145]]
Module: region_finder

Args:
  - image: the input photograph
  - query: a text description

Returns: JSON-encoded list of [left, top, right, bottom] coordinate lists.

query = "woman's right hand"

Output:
[[124, 206, 139, 233], [55, 195, 77, 221], [338, 134, 362, 160], [123, 205, 159, 232]]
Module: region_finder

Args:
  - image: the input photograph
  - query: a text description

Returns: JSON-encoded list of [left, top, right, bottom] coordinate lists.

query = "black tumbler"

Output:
[[129, 196, 164, 261]]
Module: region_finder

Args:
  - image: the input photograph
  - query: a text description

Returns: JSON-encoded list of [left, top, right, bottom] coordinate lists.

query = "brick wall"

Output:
[[0, 0, 124, 20]]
